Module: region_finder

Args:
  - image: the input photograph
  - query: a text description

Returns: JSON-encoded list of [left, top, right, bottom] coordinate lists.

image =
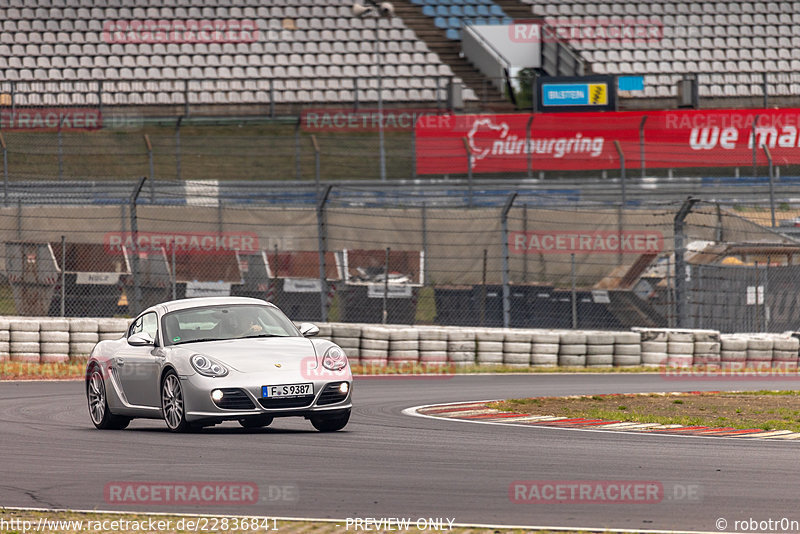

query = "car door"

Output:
[[115, 312, 161, 407]]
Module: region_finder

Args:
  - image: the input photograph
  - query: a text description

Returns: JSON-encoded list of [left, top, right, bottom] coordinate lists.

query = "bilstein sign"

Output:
[[510, 231, 663, 254]]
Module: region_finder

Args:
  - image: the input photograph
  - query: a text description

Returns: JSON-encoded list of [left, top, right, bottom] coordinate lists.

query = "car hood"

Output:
[[172, 337, 319, 374]]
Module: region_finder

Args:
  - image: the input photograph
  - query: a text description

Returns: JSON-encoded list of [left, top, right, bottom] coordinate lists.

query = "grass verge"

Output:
[[490, 391, 800, 432], [0, 508, 601, 534]]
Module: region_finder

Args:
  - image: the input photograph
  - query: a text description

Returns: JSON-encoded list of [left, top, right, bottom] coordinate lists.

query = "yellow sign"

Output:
[[588, 83, 608, 105]]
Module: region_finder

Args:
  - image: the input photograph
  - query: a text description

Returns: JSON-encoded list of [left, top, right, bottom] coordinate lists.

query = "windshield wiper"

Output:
[[240, 333, 287, 339], [172, 337, 222, 345]]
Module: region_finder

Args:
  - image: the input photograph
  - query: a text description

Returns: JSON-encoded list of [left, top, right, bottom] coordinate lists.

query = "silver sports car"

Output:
[[85, 296, 352, 432]]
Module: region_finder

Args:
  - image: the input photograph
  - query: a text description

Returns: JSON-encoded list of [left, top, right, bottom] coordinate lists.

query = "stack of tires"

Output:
[[638, 329, 668, 367], [447, 330, 475, 367], [475, 328, 504, 366], [97, 318, 130, 341], [531, 331, 559, 366], [358, 325, 389, 367], [772, 335, 799, 370], [719, 334, 747, 369], [503, 330, 532, 367], [667, 331, 694, 367], [10, 319, 39, 363], [613, 331, 642, 366], [558, 331, 586, 367], [417, 327, 448, 366], [39, 319, 69, 363], [586, 332, 615, 367], [0, 319, 8, 362], [330, 323, 361, 364], [746, 336, 773, 370], [388, 328, 419, 367], [692, 331, 721, 368], [69, 319, 98, 360]]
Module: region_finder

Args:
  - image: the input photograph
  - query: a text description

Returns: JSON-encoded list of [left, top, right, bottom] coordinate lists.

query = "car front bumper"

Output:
[[181, 371, 352, 423]]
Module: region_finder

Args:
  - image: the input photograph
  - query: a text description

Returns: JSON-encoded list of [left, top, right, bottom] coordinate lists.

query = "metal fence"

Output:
[[1, 183, 798, 333], [2, 120, 800, 185], [4, 73, 800, 116]]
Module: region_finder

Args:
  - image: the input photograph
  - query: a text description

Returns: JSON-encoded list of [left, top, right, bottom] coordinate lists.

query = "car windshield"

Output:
[[161, 303, 299, 346]]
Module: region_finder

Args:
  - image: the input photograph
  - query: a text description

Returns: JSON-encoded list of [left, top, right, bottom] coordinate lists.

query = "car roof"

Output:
[[143, 296, 278, 316]]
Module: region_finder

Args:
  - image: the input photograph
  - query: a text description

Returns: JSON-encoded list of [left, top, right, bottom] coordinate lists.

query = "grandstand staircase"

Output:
[[395, 1, 515, 111]]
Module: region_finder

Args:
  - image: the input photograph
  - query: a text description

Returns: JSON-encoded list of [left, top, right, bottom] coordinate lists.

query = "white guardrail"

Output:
[[0, 317, 798, 369]]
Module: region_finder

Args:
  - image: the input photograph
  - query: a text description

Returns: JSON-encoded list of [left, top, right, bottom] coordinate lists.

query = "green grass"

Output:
[[490, 391, 800, 433], [0, 508, 606, 534], [3, 123, 417, 182]]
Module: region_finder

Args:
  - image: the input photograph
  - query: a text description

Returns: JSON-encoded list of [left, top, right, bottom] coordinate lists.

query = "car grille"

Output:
[[317, 382, 349, 405], [214, 388, 255, 410], [259, 396, 314, 409]]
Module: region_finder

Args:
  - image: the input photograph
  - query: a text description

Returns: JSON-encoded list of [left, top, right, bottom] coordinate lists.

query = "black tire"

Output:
[[310, 409, 350, 432], [161, 370, 191, 432], [238, 416, 274, 429], [87, 366, 131, 430]]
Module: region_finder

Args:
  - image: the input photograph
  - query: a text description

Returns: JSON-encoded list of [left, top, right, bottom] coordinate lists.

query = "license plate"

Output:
[[263, 383, 313, 398]]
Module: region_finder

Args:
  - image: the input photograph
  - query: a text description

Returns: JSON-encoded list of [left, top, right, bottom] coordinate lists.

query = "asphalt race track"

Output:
[[2, 374, 799, 532]]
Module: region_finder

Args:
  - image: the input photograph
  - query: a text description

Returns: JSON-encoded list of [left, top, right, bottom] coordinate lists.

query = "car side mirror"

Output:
[[298, 323, 320, 337], [128, 332, 155, 346]]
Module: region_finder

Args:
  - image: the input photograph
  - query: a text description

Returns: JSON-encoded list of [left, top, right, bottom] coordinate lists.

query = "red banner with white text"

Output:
[[414, 108, 800, 174]]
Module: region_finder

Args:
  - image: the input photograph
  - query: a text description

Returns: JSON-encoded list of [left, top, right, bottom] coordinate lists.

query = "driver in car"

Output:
[[222, 313, 263, 337]]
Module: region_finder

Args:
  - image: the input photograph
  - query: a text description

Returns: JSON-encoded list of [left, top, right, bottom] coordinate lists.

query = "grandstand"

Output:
[[523, 0, 800, 100], [0, 0, 796, 113], [0, 0, 485, 111]]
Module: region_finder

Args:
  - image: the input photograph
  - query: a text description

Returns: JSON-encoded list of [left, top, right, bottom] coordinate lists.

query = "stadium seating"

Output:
[[415, 0, 513, 39], [518, 0, 800, 98], [0, 0, 478, 106]]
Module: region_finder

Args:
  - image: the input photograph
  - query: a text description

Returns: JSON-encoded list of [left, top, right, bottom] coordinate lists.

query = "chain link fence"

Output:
[[0, 183, 797, 333], [3, 117, 800, 184]]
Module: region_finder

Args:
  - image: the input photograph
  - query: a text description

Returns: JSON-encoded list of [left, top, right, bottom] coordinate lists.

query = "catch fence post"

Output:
[[129, 176, 147, 316], [762, 144, 776, 228], [316, 185, 333, 322], [674, 197, 699, 328], [501, 192, 517, 328], [0, 132, 7, 206]]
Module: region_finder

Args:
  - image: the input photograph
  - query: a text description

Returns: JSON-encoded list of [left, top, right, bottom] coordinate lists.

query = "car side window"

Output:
[[128, 312, 158, 340]]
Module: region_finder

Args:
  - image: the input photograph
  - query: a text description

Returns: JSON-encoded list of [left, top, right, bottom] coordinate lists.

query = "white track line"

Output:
[[0, 506, 731, 534]]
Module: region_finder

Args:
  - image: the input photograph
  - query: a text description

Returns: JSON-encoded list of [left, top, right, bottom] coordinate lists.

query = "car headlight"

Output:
[[322, 346, 348, 371], [190, 354, 229, 377]]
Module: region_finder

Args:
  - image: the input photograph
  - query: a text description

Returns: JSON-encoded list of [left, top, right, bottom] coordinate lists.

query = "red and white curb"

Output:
[[403, 400, 800, 441]]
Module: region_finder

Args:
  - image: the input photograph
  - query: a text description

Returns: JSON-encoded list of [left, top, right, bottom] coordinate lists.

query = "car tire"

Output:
[[87, 366, 131, 430], [310, 409, 350, 432], [161, 370, 190, 432], [238, 416, 273, 429]]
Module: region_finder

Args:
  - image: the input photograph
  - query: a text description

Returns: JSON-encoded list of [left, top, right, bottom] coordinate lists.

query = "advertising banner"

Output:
[[415, 108, 800, 174]]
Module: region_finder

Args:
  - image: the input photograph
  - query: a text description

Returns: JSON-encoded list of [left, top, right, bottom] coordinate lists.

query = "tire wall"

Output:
[[4, 318, 796, 370]]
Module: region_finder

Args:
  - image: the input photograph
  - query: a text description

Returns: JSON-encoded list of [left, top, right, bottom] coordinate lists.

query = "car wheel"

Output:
[[310, 409, 350, 432], [87, 366, 131, 430], [238, 416, 273, 429], [161, 370, 190, 432]]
